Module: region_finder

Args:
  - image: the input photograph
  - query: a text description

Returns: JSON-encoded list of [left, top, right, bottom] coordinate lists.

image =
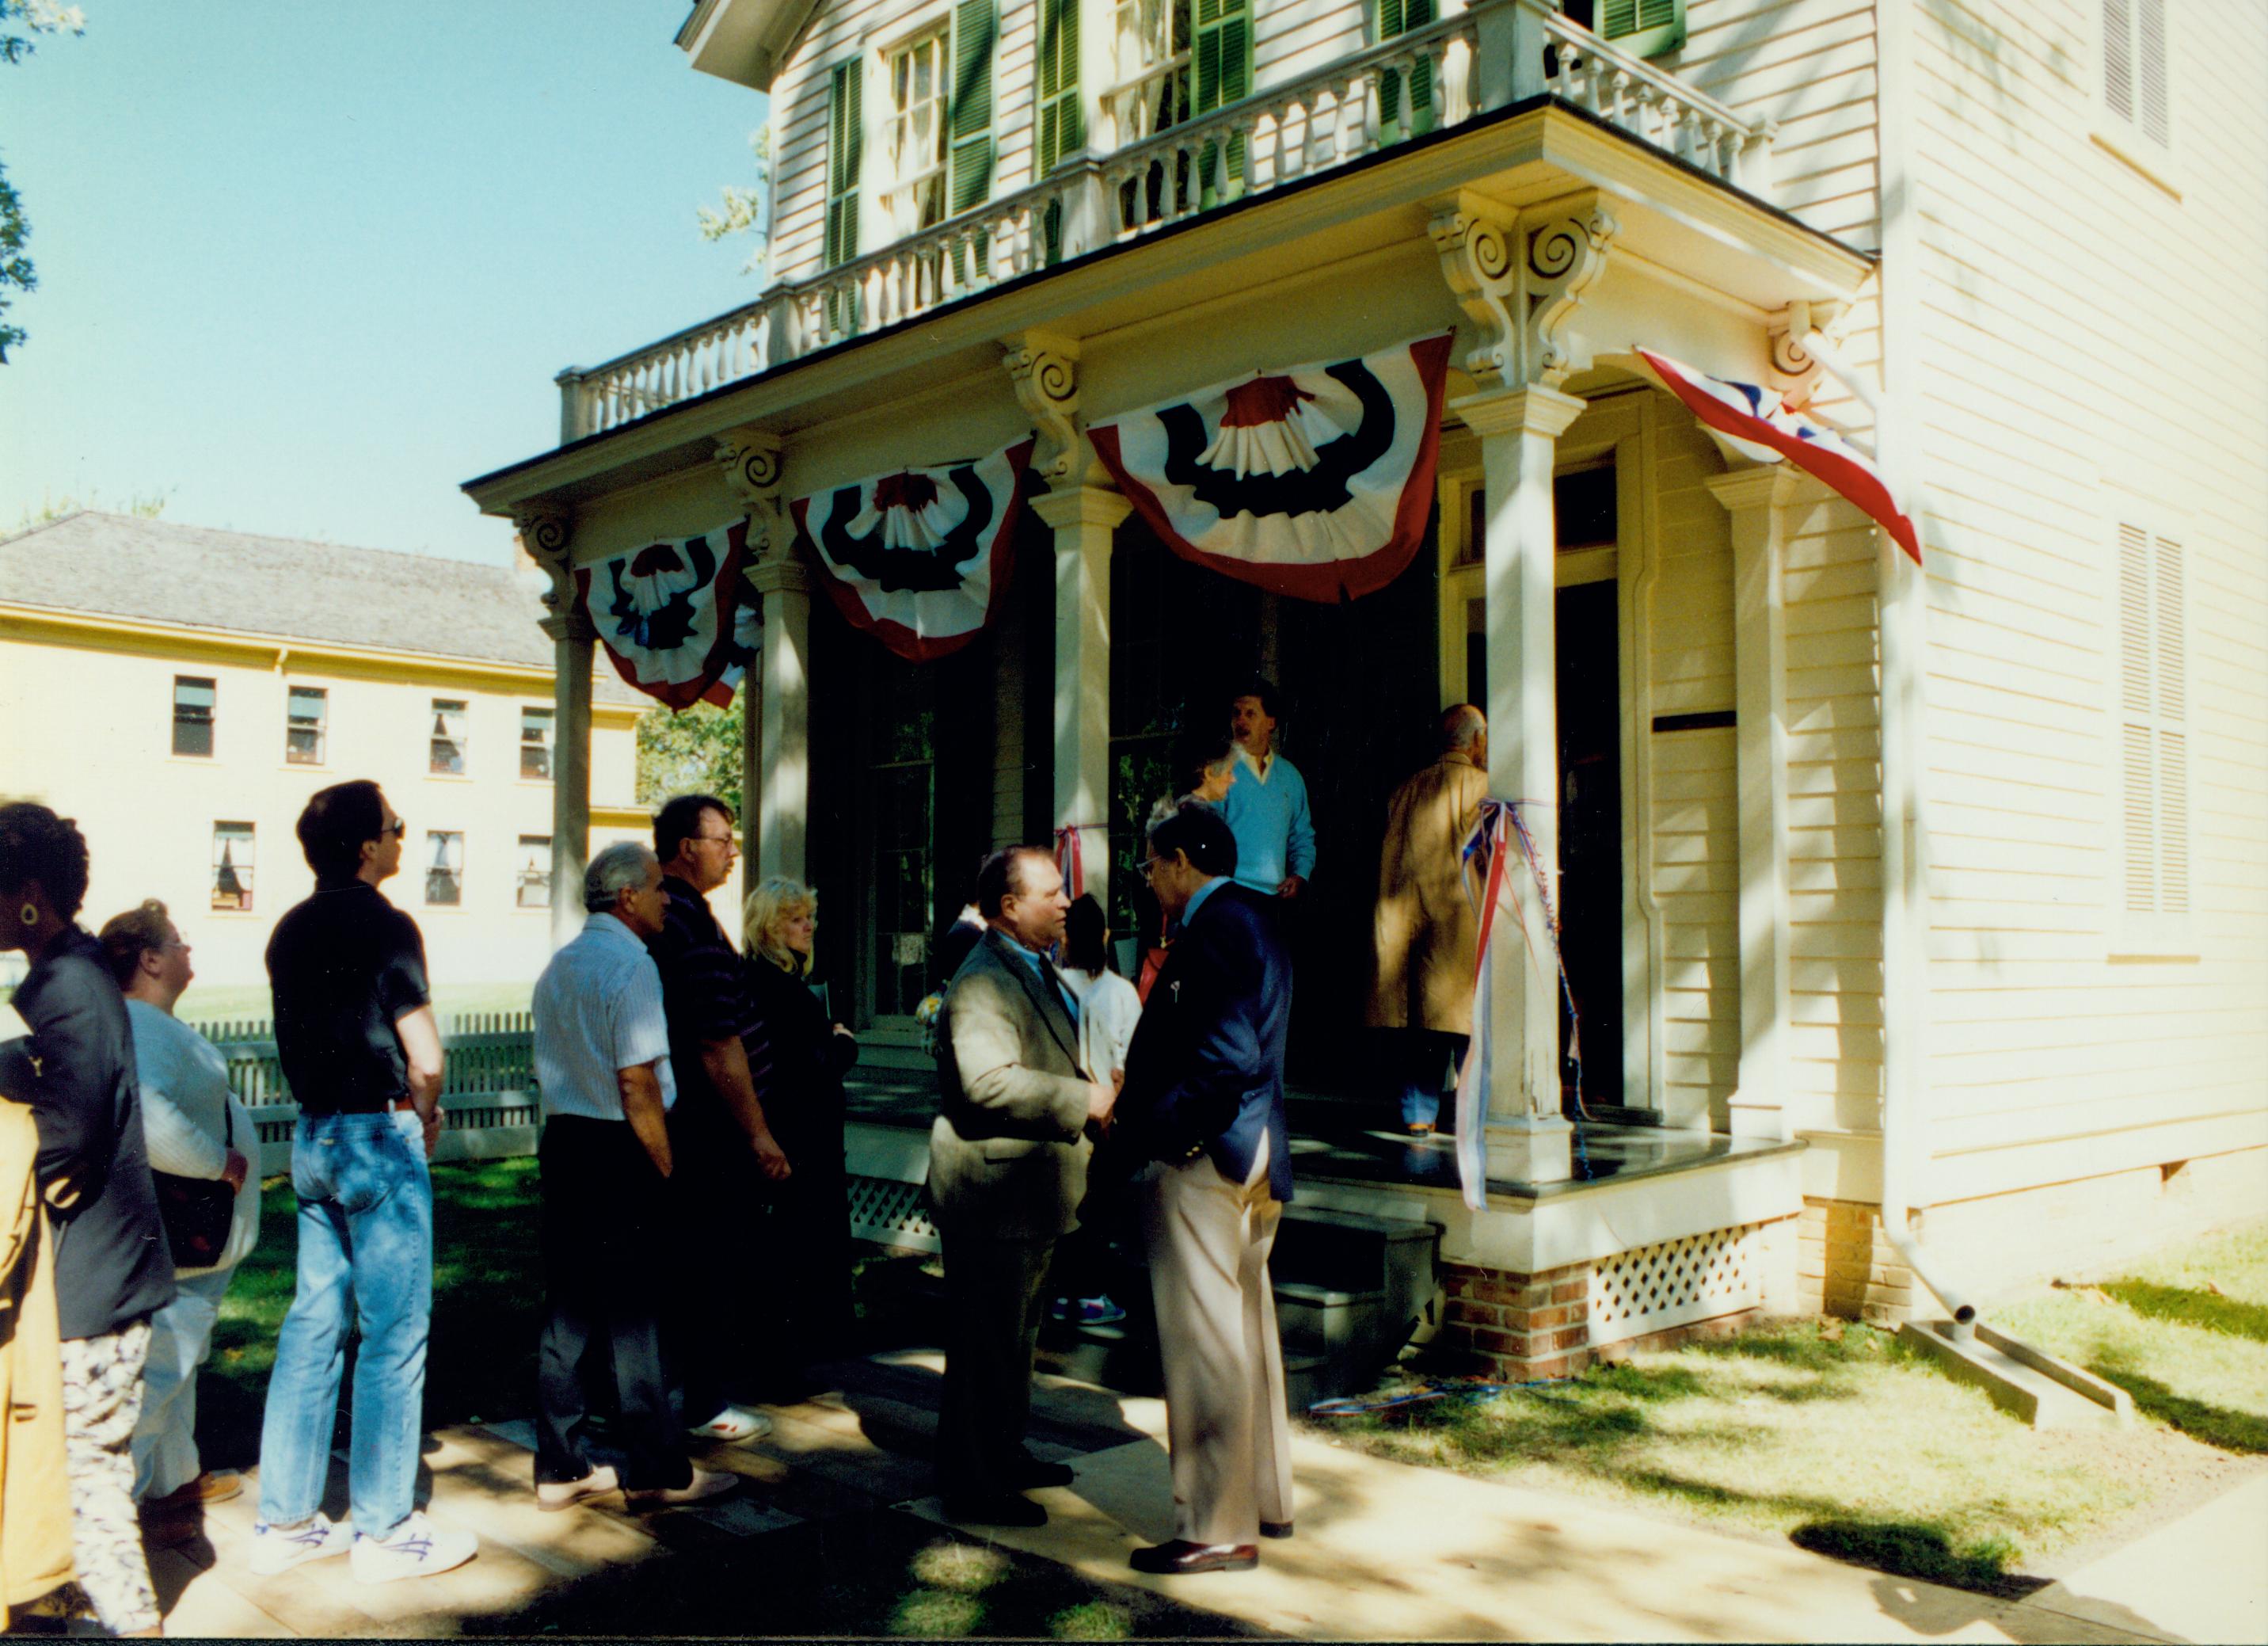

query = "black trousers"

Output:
[[763, 1106, 854, 1378], [664, 1105, 769, 1424], [534, 1115, 690, 1490], [934, 1227, 1056, 1496]]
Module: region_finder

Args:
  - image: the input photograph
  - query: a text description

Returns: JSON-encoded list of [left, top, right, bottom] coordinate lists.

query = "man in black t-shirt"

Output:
[[249, 781, 475, 1585], [647, 794, 790, 1439]]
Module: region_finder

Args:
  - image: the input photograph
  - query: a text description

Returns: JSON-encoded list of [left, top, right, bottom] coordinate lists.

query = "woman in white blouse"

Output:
[[97, 901, 261, 1514], [1051, 895, 1144, 1328]]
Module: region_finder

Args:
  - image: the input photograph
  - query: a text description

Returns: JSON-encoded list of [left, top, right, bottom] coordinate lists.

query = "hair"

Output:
[[1233, 676, 1284, 721], [1170, 726, 1238, 795], [584, 841, 658, 913], [973, 845, 1055, 920], [98, 898, 173, 989], [296, 780, 388, 882], [1063, 893, 1112, 974], [1440, 703, 1486, 754], [744, 876, 818, 977], [0, 802, 92, 921], [654, 794, 733, 865], [1147, 800, 1239, 881]]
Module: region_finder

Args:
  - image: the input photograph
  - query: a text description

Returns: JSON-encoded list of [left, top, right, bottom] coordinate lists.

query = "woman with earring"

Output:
[[97, 901, 261, 1524], [740, 878, 858, 1393], [0, 805, 172, 1636]]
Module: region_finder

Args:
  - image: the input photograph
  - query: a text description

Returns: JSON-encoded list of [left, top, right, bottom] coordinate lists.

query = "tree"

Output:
[[1, 2, 84, 363], [696, 127, 771, 276], [635, 695, 745, 807]]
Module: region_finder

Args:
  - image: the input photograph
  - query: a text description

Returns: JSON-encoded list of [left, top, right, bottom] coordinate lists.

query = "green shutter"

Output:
[[948, 0, 996, 214], [1376, 0, 1436, 139], [1037, 0, 1084, 175], [824, 59, 862, 269], [1600, 0, 1685, 59], [1193, 0, 1250, 196]]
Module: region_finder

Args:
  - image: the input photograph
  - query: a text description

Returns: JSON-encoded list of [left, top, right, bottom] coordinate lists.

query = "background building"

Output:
[[0, 512, 728, 1002]]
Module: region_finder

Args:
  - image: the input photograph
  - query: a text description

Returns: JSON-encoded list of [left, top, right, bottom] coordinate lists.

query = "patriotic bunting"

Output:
[[1089, 333, 1455, 602], [1636, 348, 1922, 565], [576, 520, 754, 710], [793, 438, 1037, 663]]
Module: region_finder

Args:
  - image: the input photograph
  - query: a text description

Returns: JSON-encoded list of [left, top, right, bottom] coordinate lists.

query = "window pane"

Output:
[[211, 821, 255, 912], [519, 707, 554, 780], [426, 830, 464, 905], [173, 676, 215, 758], [286, 685, 328, 765], [516, 834, 551, 909], [430, 699, 468, 775]]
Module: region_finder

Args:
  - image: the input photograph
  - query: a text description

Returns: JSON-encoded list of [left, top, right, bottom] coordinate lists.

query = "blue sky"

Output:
[[0, 2, 770, 563]]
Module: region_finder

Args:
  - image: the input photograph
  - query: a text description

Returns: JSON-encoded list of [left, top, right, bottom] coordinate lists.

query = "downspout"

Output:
[[1867, 0, 1975, 1333]]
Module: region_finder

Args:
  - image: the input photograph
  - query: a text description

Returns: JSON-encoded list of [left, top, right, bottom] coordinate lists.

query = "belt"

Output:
[[300, 1096, 420, 1117]]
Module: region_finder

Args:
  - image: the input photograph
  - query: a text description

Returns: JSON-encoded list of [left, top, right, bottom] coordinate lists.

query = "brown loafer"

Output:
[[1128, 1539, 1258, 1575], [1259, 1519, 1293, 1540], [143, 1470, 242, 1513]]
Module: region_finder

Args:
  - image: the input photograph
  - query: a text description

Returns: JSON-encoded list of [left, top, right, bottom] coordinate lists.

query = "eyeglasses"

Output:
[[1139, 857, 1166, 876], [382, 818, 408, 839], [692, 833, 738, 849]]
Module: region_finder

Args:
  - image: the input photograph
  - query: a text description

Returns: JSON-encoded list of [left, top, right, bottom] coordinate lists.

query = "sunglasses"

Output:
[[382, 817, 408, 839]]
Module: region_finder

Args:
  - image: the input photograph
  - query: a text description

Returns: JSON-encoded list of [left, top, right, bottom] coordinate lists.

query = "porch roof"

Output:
[[462, 95, 1875, 520]]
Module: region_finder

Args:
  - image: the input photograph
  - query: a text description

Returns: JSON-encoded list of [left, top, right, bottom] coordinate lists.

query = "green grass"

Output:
[[1321, 1219, 2268, 1597]]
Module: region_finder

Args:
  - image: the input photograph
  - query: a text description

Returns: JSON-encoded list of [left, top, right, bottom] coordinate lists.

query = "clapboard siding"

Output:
[[1904, 0, 2268, 1179]]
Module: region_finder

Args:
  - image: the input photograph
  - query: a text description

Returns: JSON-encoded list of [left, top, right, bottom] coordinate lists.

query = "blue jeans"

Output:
[[1395, 1029, 1468, 1129], [256, 1107, 432, 1538], [132, 1266, 237, 1500]]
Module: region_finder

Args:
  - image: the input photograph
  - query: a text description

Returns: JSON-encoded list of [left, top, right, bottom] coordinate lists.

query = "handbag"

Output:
[[150, 1103, 237, 1271]]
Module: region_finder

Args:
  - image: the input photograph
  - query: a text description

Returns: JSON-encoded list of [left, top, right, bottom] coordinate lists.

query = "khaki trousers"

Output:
[[1142, 1137, 1293, 1545]]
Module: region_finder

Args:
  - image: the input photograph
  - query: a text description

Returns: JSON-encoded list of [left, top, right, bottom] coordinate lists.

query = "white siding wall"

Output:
[[1907, 0, 2268, 1193]]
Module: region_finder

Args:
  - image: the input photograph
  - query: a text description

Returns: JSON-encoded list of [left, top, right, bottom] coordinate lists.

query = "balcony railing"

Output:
[[557, 0, 1775, 442]]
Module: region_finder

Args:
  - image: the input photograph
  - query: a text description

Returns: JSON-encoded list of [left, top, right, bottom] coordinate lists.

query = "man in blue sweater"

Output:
[[1217, 678, 1316, 904]]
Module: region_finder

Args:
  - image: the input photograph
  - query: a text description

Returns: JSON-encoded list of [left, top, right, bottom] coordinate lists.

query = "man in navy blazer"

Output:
[[1117, 802, 1295, 1576]]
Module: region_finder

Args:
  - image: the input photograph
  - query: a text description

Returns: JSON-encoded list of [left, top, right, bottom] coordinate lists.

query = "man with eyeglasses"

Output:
[[648, 794, 790, 1446], [253, 780, 475, 1583]]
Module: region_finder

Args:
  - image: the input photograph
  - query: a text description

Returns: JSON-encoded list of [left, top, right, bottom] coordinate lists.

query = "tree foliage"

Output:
[[634, 695, 745, 808], [0, 2, 85, 364], [696, 127, 771, 276]]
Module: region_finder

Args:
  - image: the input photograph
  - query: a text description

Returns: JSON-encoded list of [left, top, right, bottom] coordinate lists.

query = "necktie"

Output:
[[1037, 954, 1080, 1027]]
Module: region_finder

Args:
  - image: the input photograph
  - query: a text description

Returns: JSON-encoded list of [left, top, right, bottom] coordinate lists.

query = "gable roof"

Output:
[[0, 512, 647, 706]]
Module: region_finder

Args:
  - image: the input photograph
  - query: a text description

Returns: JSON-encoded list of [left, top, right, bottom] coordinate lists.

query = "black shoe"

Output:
[[1259, 1520, 1294, 1540], [1003, 1455, 1075, 1489], [1129, 1539, 1258, 1575], [942, 1492, 1047, 1527]]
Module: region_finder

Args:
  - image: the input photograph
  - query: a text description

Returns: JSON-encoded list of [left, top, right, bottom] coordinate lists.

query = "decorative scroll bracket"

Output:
[[1002, 330, 1085, 484], [1430, 191, 1618, 392], [514, 508, 590, 642], [1769, 298, 1848, 410], [715, 426, 789, 568]]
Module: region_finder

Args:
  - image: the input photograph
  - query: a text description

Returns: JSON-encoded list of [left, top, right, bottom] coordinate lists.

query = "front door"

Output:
[[858, 655, 938, 1024]]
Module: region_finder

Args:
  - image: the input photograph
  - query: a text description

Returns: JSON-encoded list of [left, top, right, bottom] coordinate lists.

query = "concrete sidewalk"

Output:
[[144, 1348, 2262, 1641]]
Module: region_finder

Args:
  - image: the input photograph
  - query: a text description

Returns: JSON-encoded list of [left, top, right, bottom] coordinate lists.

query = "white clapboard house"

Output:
[[464, 0, 2266, 1376]]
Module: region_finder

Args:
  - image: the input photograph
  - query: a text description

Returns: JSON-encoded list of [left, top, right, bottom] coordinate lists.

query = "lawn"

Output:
[[1316, 1219, 2268, 1596]]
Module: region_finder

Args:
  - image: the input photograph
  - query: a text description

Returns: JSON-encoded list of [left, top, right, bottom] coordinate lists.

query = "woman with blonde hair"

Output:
[[740, 878, 858, 1395], [97, 901, 261, 1520]]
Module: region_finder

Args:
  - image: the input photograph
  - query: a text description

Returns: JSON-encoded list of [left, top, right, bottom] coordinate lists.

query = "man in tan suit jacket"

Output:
[[930, 847, 1115, 1526], [1368, 705, 1489, 1135]]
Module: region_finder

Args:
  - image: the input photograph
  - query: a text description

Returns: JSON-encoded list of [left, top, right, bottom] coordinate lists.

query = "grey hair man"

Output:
[[527, 840, 736, 1512]]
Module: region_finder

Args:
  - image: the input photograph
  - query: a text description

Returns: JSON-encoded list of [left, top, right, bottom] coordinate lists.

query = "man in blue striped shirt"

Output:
[[529, 842, 736, 1513]]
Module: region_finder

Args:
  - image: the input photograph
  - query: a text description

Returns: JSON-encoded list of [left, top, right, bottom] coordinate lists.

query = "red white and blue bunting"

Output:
[[792, 438, 1037, 663], [1089, 333, 1454, 603], [576, 520, 755, 710], [1636, 347, 1922, 565]]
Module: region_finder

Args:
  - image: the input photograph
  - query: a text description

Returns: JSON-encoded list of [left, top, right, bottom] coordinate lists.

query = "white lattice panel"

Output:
[[1587, 1224, 1762, 1347], [849, 1173, 941, 1254]]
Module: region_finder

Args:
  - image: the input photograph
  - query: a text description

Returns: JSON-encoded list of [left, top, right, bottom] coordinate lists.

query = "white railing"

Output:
[[555, 0, 1776, 442]]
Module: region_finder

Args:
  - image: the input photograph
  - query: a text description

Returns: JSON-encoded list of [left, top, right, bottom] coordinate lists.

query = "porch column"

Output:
[[1032, 485, 1131, 916], [519, 509, 592, 951], [748, 556, 813, 886], [1454, 385, 1586, 1181], [1707, 465, 1799, 1142], [717, 428, 807, 887]]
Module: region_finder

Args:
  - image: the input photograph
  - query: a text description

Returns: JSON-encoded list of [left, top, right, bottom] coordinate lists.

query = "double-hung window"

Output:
[[429, 699, 468, 775], [516, 835, 551, 909], [1110, 0, 1192, 141], [886, 29, 950, 231], [286, 686, 327, 765], [519, 707, 554, 780], [426, 830, 465, 907], [173, 676, 215, 758], [211, 822, 255, 912]]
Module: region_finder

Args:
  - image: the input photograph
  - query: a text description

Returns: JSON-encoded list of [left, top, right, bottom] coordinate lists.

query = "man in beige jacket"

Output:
[[930, 847, 1116, 1526], [1367, 706, 1490, 1135]]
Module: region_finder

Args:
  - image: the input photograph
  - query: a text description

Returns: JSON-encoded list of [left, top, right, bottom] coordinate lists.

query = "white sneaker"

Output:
[[350, 1512, 477, 1584], [685, 1404, 773, 1444], [249, 1512, 356, 1575]]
